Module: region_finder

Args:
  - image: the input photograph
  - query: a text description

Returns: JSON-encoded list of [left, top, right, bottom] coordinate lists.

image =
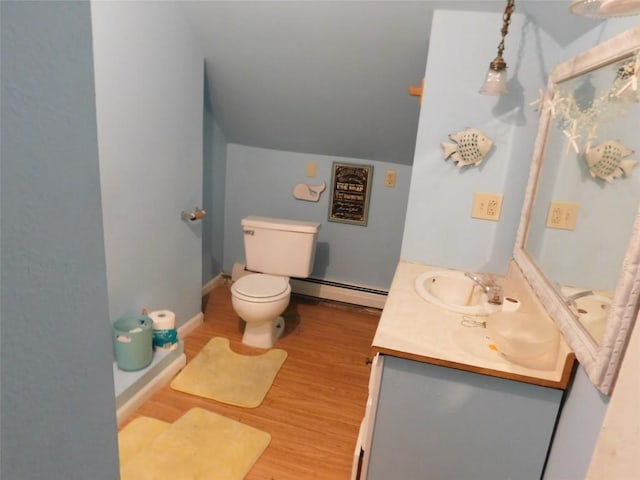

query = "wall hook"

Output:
[[408, 77, 425, 103], [181, 207, 206, 222]]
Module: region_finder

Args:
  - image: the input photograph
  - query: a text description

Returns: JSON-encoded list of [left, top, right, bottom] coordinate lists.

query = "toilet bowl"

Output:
[[231, 273, 291, 349], [231, 215, 320, 348]]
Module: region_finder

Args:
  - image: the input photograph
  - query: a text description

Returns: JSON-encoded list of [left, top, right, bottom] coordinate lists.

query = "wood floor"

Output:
[[123, 283, 381, 479]]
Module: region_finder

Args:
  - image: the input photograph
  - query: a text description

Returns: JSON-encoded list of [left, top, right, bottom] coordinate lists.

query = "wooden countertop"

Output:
[[372, 261, 575, 390]]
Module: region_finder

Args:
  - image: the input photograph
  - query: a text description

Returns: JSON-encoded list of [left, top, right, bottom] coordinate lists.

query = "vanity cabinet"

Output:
[[358, 354, 563, 480]]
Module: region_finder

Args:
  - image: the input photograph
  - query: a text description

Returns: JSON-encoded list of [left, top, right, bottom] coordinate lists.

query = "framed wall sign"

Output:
[[328, 162, 373, 226]]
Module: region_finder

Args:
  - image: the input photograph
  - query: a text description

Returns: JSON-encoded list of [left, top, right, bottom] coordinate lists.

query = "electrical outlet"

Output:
[[471, 192, 503, 221], [546, 201, 579, 230], [384, 170, 397, 188], [306, 161, 317, 177]]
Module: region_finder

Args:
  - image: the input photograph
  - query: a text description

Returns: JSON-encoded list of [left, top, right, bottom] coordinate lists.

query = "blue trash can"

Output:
[[113, 315, 153, 371]]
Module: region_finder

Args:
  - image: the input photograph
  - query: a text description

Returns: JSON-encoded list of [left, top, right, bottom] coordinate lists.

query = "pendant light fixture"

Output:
[[570, 0, 640, 17], [479, 0, 516, 95]]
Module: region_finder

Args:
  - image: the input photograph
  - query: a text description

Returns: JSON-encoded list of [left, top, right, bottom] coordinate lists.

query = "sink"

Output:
[[414, 270, 501, 315], [571, 294, 611, 344], [486, 312, 559, 370]]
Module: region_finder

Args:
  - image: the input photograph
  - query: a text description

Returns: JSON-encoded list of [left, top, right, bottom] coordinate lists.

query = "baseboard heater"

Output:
[[229, 263, 387, 310], [290, 277, 387, 310]]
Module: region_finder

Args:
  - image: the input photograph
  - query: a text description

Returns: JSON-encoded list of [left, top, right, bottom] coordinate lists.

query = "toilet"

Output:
[[231, 216, 321, 348]]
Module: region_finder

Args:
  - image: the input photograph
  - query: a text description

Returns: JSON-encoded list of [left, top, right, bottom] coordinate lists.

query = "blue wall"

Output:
[[544, 366, 609, 480], [542, 17, 639, 480], [401, 10, 637, 479], [1, 2, 119, 478], [527, 106, 640, 291], [223, 144, 412, 289], [526, 34, 640, 291], [202, 72, 228, 284], [401, 10, 561, 275], [92, 1, 204, 327], [1, 4, 634, 478]]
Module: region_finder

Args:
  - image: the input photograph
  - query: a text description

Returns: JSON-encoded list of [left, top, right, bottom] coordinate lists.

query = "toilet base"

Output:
[[242, 316, 285, 349]]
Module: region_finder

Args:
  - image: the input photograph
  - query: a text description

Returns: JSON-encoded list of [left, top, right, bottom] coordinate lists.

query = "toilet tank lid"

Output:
[[242, 216, 321, 233]]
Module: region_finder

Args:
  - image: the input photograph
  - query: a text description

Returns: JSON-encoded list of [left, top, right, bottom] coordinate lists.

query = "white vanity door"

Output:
[[351, 353, 385, 480]]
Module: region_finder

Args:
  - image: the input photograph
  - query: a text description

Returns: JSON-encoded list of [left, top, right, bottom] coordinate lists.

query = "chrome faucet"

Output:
[[464, 272, 503, 305], [565, 290, 594, 308]]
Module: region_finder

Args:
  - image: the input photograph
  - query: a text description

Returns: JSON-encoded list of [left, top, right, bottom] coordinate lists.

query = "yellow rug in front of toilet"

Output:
[[170, 337, 287, 408], [118, 416, 170, 466], [119, 408, 271, 480]]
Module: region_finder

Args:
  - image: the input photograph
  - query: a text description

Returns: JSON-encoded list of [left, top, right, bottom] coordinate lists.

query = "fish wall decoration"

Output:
[[584, 140, 637, 183], [441, 128, 494, 168]]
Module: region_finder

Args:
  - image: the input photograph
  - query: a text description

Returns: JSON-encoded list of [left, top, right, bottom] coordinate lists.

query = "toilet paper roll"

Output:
[[148, 310, 176, 330], [501, 296, 521, 312]]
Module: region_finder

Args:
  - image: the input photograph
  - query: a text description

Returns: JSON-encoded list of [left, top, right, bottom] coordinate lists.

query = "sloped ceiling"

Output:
[[181, 1, 600, 165]]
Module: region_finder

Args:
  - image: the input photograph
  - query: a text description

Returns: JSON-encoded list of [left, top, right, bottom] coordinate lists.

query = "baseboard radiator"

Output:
[[230, 263, 387, 310]]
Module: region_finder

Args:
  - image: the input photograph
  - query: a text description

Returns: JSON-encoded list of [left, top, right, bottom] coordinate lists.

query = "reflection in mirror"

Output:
[[514, 27, 640, 395], [525, 52, 640, 346]]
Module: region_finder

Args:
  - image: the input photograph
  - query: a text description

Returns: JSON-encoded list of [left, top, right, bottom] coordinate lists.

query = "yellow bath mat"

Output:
[[119, 408, 271, 480], [118, 417, 170, 466], [170, 336, 287, 408]]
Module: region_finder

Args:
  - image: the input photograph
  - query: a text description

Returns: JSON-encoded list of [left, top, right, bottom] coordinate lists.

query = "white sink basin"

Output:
[[571, 294, 611, 344], [414, 270, 501, 315]]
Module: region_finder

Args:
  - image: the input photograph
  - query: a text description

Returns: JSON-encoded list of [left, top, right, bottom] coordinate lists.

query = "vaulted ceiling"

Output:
[[181, 1, 600, 165]]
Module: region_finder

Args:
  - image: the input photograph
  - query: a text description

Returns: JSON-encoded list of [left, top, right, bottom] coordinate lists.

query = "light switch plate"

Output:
[[384, 170, 397, 188], [471, 192, 503, 221], [306, 161, 317, 178], [546, 201, 579, 230]]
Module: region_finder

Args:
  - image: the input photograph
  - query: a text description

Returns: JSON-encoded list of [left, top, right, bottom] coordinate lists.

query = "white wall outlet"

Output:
[[306, 161, 317, 177], [546, 201, 579, 230], [384, 170, 397, 188], [471, 192, 503, 221]]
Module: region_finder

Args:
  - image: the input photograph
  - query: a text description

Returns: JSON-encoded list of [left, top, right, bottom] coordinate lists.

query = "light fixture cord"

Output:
[[496, 0, 515, 59]]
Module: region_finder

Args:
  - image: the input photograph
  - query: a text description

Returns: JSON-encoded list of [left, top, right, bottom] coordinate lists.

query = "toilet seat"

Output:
[[231, 273, 290, 303]]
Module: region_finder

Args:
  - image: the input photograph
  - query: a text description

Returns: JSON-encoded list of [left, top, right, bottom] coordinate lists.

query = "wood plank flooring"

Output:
[[122, 283, 381, 479]]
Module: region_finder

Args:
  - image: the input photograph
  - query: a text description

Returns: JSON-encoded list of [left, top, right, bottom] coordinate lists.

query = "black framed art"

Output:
[[328, 162, 373, 226]]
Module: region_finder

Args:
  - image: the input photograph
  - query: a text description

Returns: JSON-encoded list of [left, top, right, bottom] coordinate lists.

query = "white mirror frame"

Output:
[[513, 27, 640, 395]]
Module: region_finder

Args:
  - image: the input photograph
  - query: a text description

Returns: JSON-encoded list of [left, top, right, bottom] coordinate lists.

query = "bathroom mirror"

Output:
[[513, 26, 640, 395]]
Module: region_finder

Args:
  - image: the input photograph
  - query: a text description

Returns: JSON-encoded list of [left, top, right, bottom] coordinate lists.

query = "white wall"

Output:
[[92, 1, 204, 326], [587, 311, 640, 479]]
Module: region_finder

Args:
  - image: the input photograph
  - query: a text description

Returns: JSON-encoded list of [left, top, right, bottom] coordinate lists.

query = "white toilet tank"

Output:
[[242, 216, 320, 278]]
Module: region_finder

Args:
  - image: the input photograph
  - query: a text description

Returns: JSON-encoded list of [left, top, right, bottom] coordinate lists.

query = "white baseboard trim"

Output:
[[202, 273, 225, 296], [178, 311, 204, 339], [290, 279, 387, 310], [116, 353, 186, 426]]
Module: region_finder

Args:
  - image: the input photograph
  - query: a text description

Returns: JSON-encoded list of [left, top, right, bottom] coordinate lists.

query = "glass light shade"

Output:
[[570, 0, 640, 17], [479, 68, 508, 95]]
